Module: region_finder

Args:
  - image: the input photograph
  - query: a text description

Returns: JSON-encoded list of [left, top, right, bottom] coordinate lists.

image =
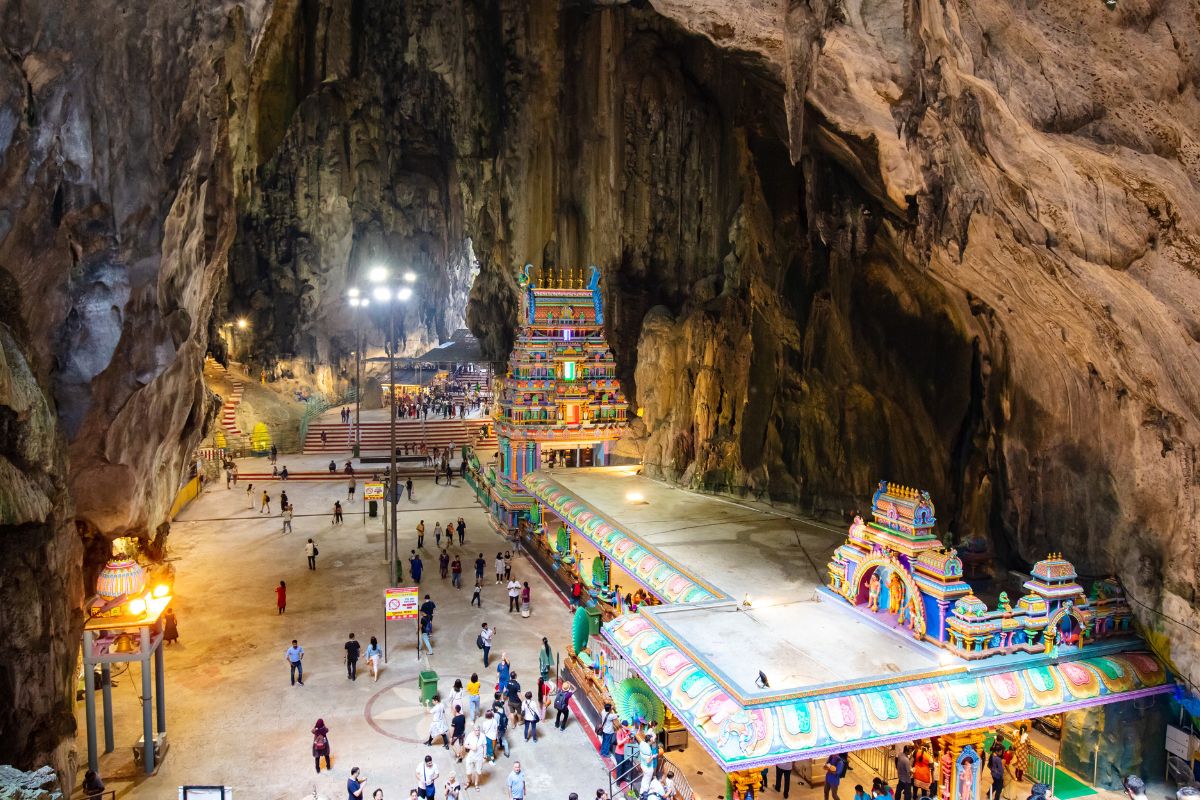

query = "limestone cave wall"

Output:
[[3, 0, 1200, 777]]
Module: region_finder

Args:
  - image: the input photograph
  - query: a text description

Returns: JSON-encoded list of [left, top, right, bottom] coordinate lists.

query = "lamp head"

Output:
[[397, 287, 413, 301], [369, 265, 389, 283], [236, 318, 248, 330], [372, 286, 393, 302]]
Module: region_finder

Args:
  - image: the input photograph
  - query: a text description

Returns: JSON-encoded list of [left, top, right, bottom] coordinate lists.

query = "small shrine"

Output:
[[82, 538, 173, 774], [479, 264, 628, 530], [827, 480, 1136, 658]]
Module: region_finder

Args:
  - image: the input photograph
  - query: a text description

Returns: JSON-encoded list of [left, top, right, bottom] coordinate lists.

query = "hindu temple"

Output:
[[3, 2, 1200, 800]]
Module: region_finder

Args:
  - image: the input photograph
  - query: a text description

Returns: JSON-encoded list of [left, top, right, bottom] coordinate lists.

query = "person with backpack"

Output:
[[311, 718, 331, 773], [415, 754, 439, 799], [479, 622, 495, 666], [420, 613, 434, 656], [494, 700, 510, 758], [537, 637, 554, 680], [597, 702, 616, 756], [306, 539, 318, 570], [825, 753, 846, 800], [552, 680, 575, 730]]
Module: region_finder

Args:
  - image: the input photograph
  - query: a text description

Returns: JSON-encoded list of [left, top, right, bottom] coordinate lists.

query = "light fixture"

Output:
[[348, 297, 360, 308], [369, 265, 388, 283], [373, 286, 392, 302], [397, 286, 413, 301], [625, 490, 645, 504], [236, 318, 248, 330], [152, 583, 170, 598], [347, 287, 360, 298], [404, 271, 417, 283], [127, 597, 147, 616]]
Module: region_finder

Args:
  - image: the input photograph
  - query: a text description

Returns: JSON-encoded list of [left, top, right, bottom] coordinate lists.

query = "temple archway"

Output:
[[852, 555, 928, 639], [1046, 604, 1088, 651]]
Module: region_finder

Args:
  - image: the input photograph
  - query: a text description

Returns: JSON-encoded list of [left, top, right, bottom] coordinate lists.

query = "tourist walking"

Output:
[[287, 639, 304, 685], [282, 505, 293, 534], [507, 579, 521, 612], [598, 703, 616, 756], [505, 672, 522, 716], [440, 550, 450, 579], [411, 552, 424, 582], [345, 633, 361, 680], [434, 521, 443, 547], [463, 725, 485, 787], [475, 553, 487, 582], [425, 694, 450, 748], [348, 477, 356, 500], [520, 581, 531, 615], [366, 636, 382, 680], [260, 490, 271, 514], [506, 762, 526, 800], [417, 520, 425, 548], [482, 709, 498, 763], [494, 553, 504, 584], [775, 760, 795, 799], [494, 700, 511, 758], [450, 702, 467, 759], [347, 767, 366, 799], [503, 551, 513, 579], [479, 622, 495, 666], [420, 613, 434, 655], [406, 477, 414, 500], [333, 500, 344, 524], [471, 579, 482, 607], [275, 580, 287, 614], [538, 637, 553, 680], [988, 743, 1005, 800], [457, 517, 466, 545], [496, 654, 511, 693], [163, 608, 179, 644], [895, 745, 914, 800], [451, 556, 463, 589], [311, 718, 330, 772], [445, 771, 462, 800], [416, 755, 440, 799], [306, 538, 318, 570], [444, 463, 453, 486], [467, 673, 481, 720], [246, 482, 255, 507], [824, 753, 845, 800], [280, 490, 289, 510], [552, 681, 575, 730]]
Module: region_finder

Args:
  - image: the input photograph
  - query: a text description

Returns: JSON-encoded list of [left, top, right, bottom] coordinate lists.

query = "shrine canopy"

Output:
[[606, 613, 1170, 772], [519, 468, 1176, 774]]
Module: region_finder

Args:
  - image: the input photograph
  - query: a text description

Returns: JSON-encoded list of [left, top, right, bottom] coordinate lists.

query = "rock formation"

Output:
[[2, 0, 1200, 776]]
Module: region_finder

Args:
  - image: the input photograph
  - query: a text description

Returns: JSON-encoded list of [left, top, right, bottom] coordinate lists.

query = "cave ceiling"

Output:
[[1, 0, 1199, 776]]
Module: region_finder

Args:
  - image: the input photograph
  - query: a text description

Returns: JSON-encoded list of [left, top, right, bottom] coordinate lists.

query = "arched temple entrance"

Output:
[[852, 555, 928, 639]]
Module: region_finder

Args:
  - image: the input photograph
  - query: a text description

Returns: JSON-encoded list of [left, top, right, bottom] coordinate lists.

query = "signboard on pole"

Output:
[[385, 587, 419, 620], [364, 482, 385, 500]]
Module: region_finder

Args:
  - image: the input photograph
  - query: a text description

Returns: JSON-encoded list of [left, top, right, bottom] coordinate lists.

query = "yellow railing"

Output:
[[168, 476, 203, 520]]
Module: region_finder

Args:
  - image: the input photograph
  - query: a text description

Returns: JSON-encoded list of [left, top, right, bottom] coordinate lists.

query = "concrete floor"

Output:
[[76, 453, 609, 799]]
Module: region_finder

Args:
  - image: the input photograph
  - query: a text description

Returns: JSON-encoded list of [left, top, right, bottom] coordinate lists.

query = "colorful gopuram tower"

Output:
[[482, 264, 628, 529]]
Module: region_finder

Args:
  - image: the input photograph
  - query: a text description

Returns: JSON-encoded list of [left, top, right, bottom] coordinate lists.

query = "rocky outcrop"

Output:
[[0, 0, 263, 775], [4, 0, 1200, 775]]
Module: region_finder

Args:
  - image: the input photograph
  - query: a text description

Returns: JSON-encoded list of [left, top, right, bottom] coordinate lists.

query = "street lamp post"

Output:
[[368, 267, 415, 585], [347, 291, 369, 458]]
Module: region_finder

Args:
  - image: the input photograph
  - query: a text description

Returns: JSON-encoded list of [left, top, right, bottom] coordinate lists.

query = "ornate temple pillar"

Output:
[[938, 730, 986, 800]]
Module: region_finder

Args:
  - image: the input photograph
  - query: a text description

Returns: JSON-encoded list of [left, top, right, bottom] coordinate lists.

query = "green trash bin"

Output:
[[368, 500, 378, 517], [419, 671, 439, 705]]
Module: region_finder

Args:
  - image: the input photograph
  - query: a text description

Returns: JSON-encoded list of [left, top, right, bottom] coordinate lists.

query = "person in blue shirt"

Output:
[[411, 552, 424, 582], [347, 766, 365, 799], [854, 784, 871, 800], [824, 753, 845, 800]]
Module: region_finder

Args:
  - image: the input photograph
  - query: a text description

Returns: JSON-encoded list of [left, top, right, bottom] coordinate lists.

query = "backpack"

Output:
[[476, 634, 485, 649], [837, 756, 848, 778], [314, 733, 327, 749], [554, 691, 569, 711], [312, 545, 319, 556]]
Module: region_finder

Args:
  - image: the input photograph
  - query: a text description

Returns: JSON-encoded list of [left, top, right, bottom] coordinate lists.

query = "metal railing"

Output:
[[1024, 743, 1058, 793], [850, 745, 898, 783], [609, 755, 693, 800], [297, 388, 357, 445]]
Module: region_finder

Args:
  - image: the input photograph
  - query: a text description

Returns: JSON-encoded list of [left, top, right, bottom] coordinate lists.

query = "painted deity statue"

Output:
[[939, 749, 954, 800], [729, 769, 762, 800], [868, 572, 882, 611], [888, 571, 905, 614], [997, 591, 1012, 614]]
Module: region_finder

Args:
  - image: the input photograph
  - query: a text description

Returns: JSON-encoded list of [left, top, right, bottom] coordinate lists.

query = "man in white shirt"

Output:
[[463, 724, 485, 787], [507, 580, 521, 612], [480, 622, 496, 667], [416, 755, 440, 800]]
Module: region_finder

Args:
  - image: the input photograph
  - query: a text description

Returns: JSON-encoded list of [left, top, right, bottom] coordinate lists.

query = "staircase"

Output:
[[220, 380, 245, 435], [303, 417, 493, 454]]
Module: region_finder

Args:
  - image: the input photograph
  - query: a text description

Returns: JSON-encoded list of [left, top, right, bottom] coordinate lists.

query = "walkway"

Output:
[[74, 456, 608, 799]]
